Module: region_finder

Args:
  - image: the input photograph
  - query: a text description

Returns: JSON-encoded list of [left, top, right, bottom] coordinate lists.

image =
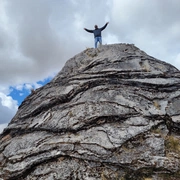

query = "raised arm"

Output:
[[84, 28, 93, 33], [100, 22, 109, 31]]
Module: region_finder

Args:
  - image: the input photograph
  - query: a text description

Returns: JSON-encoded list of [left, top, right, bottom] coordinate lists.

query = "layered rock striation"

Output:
[[1, 44, 180, 180]]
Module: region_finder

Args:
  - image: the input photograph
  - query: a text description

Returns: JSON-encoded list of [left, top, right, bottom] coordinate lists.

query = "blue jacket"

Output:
[[85, 23, 108, 38]]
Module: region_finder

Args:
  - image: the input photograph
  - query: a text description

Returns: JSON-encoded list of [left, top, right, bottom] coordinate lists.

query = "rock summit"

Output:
[[1, 44, 180, 180]]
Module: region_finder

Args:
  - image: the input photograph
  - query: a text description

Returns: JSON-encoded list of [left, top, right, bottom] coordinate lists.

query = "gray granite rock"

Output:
[[0, 43, 180, 180]]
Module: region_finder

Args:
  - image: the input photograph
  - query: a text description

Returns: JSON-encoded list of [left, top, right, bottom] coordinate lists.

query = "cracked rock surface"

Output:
[[0, 43, 180, 180]]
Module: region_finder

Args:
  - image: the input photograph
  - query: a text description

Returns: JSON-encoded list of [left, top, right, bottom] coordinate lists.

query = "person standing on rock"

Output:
[[84, 22, 109, 48]]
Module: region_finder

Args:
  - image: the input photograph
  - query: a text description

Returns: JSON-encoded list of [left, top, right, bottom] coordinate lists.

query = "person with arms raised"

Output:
[[84, 22, 109, 48]]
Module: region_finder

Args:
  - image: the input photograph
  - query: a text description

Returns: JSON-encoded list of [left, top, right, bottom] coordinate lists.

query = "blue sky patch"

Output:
[[9, 78, 52, 106]]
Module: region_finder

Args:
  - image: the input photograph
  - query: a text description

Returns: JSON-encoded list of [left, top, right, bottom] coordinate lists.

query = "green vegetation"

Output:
[[165, 135, 180, 153], [159, 171, 180, 180]]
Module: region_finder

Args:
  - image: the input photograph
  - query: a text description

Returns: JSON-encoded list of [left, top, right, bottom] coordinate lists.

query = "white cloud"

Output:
[[105, 33, 119, 44], [14, 82, 43, 93], [15, 84, 24, 91], [0, 92, 17, 109], [0, 123, 8, 134], [19, 93, 24, 96], [0, 92, 18, 126], [173, 53, 180, 69], [24, 84, 33, 92]]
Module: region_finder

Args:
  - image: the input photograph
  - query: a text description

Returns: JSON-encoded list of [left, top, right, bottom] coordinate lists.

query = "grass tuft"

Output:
[[165, 135, 180, 153]]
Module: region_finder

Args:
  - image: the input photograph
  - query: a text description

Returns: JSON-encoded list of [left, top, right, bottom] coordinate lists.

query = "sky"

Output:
[[0, 0, 180, 133]]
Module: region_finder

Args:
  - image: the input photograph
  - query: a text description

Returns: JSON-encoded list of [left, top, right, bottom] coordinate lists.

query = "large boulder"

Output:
[[0, 44, 180, 180]]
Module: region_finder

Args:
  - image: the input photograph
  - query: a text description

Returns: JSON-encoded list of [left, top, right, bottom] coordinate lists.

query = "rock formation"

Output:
[[0, 43, 180, 180]]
